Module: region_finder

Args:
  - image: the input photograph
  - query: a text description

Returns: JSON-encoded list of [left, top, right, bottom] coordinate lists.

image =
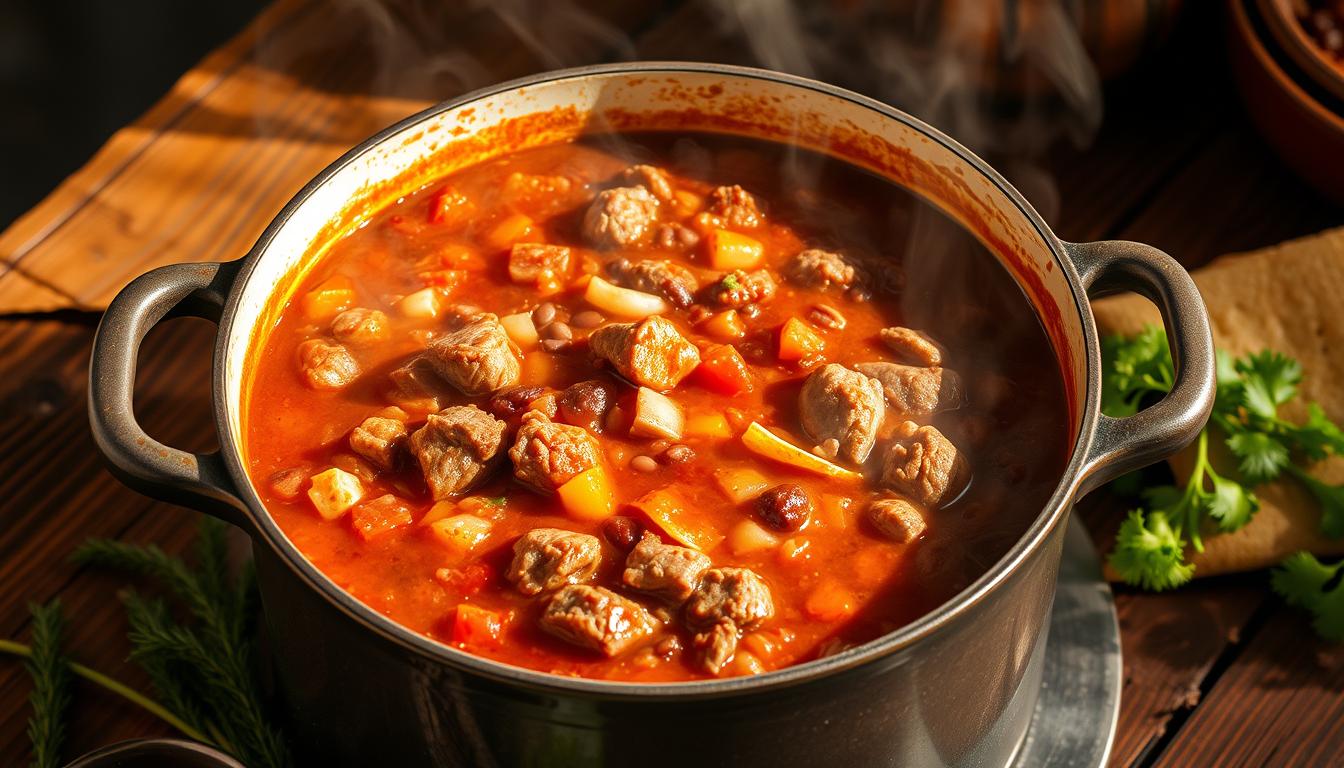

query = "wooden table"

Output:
[[2, 2, 1343, 765]]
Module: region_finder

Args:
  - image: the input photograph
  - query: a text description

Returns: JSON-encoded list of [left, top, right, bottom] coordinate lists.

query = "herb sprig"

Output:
[[1103, 325, 1344, 639], [22, 601, 70, 768]]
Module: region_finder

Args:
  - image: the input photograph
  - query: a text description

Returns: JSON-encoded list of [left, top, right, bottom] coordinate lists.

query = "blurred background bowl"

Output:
[[1229, 0, 1344, 204], [1256, 0, 1344, 100]]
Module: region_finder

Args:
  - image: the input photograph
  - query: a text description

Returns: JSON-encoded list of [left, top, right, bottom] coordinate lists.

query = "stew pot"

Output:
[[89, 63, 1213, 768]]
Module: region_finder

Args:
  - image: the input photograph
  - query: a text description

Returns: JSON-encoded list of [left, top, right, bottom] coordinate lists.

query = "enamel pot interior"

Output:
[[218, 63, 1095, 697]]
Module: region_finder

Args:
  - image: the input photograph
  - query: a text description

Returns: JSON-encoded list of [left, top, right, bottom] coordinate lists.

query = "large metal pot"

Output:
[[87, 63, 1214, 767]]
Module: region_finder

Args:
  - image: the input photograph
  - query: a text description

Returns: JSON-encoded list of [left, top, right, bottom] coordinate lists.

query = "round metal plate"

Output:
[[1010, 516, 1122, 768]]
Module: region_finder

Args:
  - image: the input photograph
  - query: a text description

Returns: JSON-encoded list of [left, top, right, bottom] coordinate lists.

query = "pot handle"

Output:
[[1067, 240, 1216, 496], [88, 261, 252, 530]]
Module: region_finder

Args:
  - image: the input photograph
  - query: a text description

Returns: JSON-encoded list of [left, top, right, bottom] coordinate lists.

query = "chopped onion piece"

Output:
[[500, 311, 539, 350], [630, 387, 684, 440], [583, 276, 669, 319], [741, 422, 862, 480]]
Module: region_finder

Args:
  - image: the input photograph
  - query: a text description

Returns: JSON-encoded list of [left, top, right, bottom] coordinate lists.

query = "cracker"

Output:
[[1093, 228, 1344, 578]]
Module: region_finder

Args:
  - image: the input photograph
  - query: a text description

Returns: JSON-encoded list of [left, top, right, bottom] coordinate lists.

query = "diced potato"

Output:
[[583, 276, 670, 319], [726, 519, 779, 555], [500, 312, 540, 350], [741, 422, 862, 480], [631, 488, 724, 551], [777, 317, 826, 362], [398, 287, 441, 319], [818, 495, 854, 530], [779, 537, 811, 563], [685, 412, 733, 439], [706, 229, 764, 269], [307, 467, 364, 520], [420, 500, 457, 527], [700, 309, 747, 341], [714, 467, 772, 504], [429, 514, 493, 554], [727, 650, 765, 676], [521, 351, 562, 387], [484, 213, 535, 251], [557, 465, 616, 521], [804, 580, 857, 622], [301, 275, 355, 320], [630, 387, 684, 440]]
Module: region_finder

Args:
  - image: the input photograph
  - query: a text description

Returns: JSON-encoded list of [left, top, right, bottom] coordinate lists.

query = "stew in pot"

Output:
[[244, 132, 1069, 681]]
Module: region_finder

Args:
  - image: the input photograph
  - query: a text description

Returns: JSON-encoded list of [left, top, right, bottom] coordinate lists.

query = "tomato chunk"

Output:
[[694, 344, 754, 395], [349, 494, 413, 542], [451, 604, 505, 650], [427, 186, 474, 227], [435, 562, 495, 595]]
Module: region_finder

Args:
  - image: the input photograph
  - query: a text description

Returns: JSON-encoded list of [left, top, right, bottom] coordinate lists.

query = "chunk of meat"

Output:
[[267, 467, 308, 500], [297, 338, 360, 390], [588, 316, 701, 391], [422, 314, 521, 396], [785, 248, 856, 290], [540, 585, 655, 657], [880, 421, 968, 507], [508, 412, 602, 492], [684, 567, 774, 675], [607, 258, 698, 307], [506, 528, 602, 595], [854, 362, 964, 418], [557, 379, 614, 432], [348, 416, 407, 471], [330, 308, 388, 344], [387, 357, 448, 412], [655, 223, 700, 249], [508, 243, 572, 285], [622, 533, 712, 604], [708, 184, 762, 229], [868, 496, 928, 543], [409, 406, 507, 500], [879, 326, 943, 367], [582, 186, 659, 249], [704, 269, 776, 309], [798, 364, 885, 465], [619, 164, 674, 202], [484, 385, 549, 421]]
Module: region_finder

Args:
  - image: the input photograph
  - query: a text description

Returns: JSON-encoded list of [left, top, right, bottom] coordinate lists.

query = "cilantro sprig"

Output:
[[1102, 326, 1344, 640]]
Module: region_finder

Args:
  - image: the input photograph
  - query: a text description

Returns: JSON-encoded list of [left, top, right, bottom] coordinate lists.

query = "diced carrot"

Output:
[[684, 412, 733, 439], [557, 465, 616, 521], [429, 514, 493, 554], [705, 229, 764, 269], [427, 186, 475, 227], [777, 317, 826, 362], [699, 309, 746, 340], [693, 344, 754, 395], [804, 580, 857, 622], [417, 268, 467, 290], [484, 213, 535, 251], [349, 495, 413, 542], [713, 466, 772, 504], [630, 488, 724, 551], [778, 537, 812, 564], [434, 562, 495, 595], [450, 604, 505, 650], [301, 275, 355, 320], [818, 495, 855, 530]]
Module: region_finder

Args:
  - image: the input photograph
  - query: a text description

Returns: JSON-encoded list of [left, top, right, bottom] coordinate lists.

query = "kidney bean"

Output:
[[532, 302, 557, 326], [602, 516, 643, 551], [756, 483, 812, 531], [571, 310, 605, 328]]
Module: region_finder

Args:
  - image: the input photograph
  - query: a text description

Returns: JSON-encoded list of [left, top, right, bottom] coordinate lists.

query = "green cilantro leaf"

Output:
[[1207, 472, 1259, 532], [1286, 467, 1344, 539], [1227, 430, 1290, 484], [1237, 351, 1301, 419], [1108, 510, 1194, 591], [1271, 552, 1344, 642], [1101, 327, 1174, 418], [1287, 403, 1344, 461], [719, 273, 742, 292], [484, 496, 508, 507]]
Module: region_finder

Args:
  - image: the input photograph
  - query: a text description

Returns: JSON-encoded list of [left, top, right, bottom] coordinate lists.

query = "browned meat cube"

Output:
[[785, 248, 856, 290], [348, 416, 408, 471], [607, 258, 698, 307], [508, 243, 572, 285], [588, 316, 701, 392], [685, 567, 774, 633], [267, 467, 308, 500], [622, 532, 711, 604], [582, 186, 659, 248], [508, 412, 601, 492], [854, 362, 963, 419], [619, 164, 674, 202], [703, 269, 776, 309], [868, 496, 927, 542], [798, 364, 885, 465], [879, 326, 943, 367], [297, 338, 360, 390], [386, 357, 448, 413], [539, 585, 655, 657], [506, 527, 603, 596], [708, 184, 762, 229], [422, 314, 520, 396], [557, 379, 614, 432], [409, 405, 506, 500], [880, 421, 968, 507], [330, 308, 389, 344], [694, 621, 739, 675]]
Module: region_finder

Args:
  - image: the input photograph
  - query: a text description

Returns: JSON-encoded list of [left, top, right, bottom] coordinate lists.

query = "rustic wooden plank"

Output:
[[1151, 605, 1344, 767], [0, 0, 677, 314]]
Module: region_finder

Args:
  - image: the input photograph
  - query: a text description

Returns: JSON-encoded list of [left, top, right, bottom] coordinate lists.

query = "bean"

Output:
[[756, 483, 812, 531], [532, 302, 557, 326], [541, 321, 573, 340], [539, 339, 571, 353], [807, 303, 846, 330], [631, 455, 659, 472], [662, 444, 695, 464], [650, 439, 671, 453], [602, 516, 643, 551], [571, 310, 605, 328]]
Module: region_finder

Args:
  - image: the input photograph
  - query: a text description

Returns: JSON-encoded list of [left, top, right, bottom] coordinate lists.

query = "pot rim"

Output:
[[215, 61, 1097, 699]]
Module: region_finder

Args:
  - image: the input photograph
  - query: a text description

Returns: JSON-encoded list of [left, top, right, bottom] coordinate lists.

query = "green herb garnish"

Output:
[[719, 273, 742, 292], [23, 601, 70, 768], [1271, 552, 1344, 642]]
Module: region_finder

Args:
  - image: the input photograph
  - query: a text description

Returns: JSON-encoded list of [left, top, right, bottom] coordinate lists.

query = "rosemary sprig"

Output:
[[22, 601, 70, 768]]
